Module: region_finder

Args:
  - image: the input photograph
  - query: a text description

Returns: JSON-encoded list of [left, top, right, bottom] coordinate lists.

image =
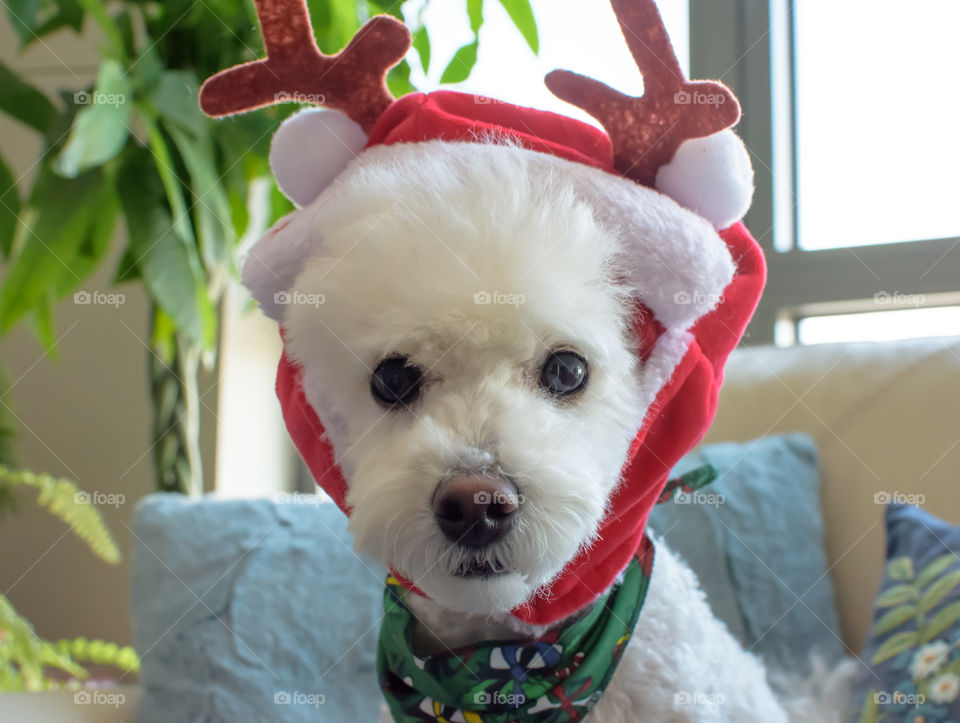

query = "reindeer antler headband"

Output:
[[199, 2, 411, 132], [546, 0, 740, 187], [200, 0, 744, 194]]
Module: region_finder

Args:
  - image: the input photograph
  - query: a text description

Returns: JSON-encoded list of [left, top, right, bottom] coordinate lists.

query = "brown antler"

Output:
[[199, 0, 411, 133], [545, 0, 740, 187]]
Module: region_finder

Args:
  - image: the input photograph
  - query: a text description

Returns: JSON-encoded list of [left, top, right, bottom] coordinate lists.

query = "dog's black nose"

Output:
[[432, 475, 519, 548]]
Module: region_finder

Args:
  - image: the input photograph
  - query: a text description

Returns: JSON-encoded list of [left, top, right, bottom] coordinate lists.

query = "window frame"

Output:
[[689, 0, 960, 346]]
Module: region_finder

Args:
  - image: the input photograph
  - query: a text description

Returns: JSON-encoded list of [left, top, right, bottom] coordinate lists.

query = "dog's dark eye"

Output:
[[370, 356, 424, 408], [539, 351, 588, 396]]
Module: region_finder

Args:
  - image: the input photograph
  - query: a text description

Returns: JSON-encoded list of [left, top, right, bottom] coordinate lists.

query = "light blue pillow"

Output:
[[648, 432, 844, 673], [131, 495, 385, 723]]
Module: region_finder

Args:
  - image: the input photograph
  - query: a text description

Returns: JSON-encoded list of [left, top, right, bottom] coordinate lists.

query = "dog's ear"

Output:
[[270, 108, 368, 207]]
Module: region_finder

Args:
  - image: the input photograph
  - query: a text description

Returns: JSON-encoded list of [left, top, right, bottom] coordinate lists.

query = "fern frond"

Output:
[[56, 637, 140, 675], [0, 466, 121, 564], [0, 593, 87, 691]]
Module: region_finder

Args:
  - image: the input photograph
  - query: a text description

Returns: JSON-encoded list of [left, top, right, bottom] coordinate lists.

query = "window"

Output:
[[409, 0, 690, 116], [690, 0, 960, 345]]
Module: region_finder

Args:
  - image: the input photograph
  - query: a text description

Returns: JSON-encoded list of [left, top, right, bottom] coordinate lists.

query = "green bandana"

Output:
[[377, 548, 652, 722], [376, 464, 716, 723]]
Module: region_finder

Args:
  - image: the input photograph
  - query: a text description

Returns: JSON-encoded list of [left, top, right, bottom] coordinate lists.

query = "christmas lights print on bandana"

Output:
[[376, 543, 654, 722]]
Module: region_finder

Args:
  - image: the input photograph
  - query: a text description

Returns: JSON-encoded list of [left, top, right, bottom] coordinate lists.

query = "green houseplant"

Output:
[[0, 387, 138, 691], [0, 0, 538, 496]]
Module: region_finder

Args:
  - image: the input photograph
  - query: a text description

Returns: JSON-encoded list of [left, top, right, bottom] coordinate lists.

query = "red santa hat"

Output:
[[200, 0, 765, 625]]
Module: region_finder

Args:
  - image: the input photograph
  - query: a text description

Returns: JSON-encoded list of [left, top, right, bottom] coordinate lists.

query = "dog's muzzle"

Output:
[[432, 474, 519, 549]]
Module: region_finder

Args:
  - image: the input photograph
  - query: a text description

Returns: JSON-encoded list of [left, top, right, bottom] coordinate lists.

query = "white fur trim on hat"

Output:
[[654, 129, 754, 230], [269, 108, 368, 208]]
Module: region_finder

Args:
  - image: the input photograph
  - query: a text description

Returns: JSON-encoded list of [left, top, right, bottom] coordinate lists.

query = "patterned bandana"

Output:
[[376, 546, 650, 722], [376, 464, 717, 722]]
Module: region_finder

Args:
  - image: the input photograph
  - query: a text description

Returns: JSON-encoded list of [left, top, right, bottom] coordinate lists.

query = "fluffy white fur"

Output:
[[251, 136, 842, 720], [656, 129, 755, 230], [269, 108, 368, 207], [247, 139, 735, 332]]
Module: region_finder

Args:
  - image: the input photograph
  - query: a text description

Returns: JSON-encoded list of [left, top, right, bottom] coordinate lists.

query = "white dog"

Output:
[[200, 0, 855, 719], [270, 140, 845, 722]]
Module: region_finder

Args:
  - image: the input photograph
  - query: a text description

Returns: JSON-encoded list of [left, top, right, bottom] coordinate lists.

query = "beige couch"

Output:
[[705, 335, 960, 653]]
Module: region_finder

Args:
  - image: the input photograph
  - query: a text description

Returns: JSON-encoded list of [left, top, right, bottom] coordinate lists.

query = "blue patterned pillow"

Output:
[[852, 503, 960, 723]]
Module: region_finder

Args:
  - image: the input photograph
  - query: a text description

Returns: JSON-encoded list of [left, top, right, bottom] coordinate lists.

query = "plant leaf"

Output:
[[0, 167, 110, 335], [31, 288, 58, 357], [32, 0, 84, 40], [74, 0, 125, 59], [497, 0, 539, 54], [0, 465, 121, 564], [145, 119, 195, 246], [4, 0, 41, 45], [871, 604, 917, 636], [920, 599, 960, 643], [858, 689, 878, 723], [412, 26, 431, 74], [164, 123, 234, 271], [0, 60, 57, 133], [440, 40, 480, 84], [387, 60, 416, 98], [874, 584, 917, 608], [919, 569, 960, 613], [113, 245, 140, 284], [55, 60, 131, 178], [467, 0, 483, 34], [118, 150, 216, 350], [887, 556, 915, 582], [918, 553, 959, 588], [0, 152, 20, 258], [149, 70, 207, 138], [870, 630, 918, 665]]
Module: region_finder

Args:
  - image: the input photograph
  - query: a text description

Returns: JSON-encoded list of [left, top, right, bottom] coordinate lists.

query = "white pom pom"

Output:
[[269, 108, 368, 208], [655, 129, 754, 229]]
